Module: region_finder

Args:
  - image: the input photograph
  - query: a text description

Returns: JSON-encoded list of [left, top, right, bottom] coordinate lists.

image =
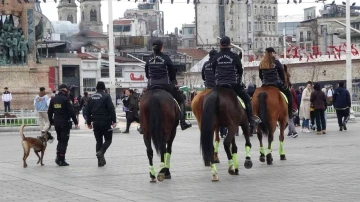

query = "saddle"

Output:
[[217, 84, 246, 109], [150, 85, 165, 90], [218, 84, 232, 89], [261, 85, 288, 104]]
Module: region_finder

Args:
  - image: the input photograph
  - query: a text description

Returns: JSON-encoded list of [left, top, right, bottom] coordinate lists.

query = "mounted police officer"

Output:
[[86, 81, 117, 167], [48, 84, 78, 166], [259, 47, 294, 118], [137, 39, 192, 134], [202, 49, 218, 89], [212, 36, 260, 130]]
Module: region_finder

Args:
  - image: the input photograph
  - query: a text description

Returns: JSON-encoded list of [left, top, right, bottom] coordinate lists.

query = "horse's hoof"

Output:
[[214, 159, 220, 164], [212, 174, 219, 182], [150, 177, 156, 183], [234, 168, 239, 175], [41, 164, 44, 166], [228, 166, 236, 175], [244, 159, 253, 169], [266, 153, 273, 165], [280, 154, 286, 160], [259, 156, 265, 163], [23, 164, 27, 168], [37, 161, 40, 165], [165, 175, 171, 179], [157, 173, 165, 182]]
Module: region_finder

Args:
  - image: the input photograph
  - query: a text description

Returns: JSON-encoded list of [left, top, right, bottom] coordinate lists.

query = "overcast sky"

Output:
[[40, 0, 344, 33]]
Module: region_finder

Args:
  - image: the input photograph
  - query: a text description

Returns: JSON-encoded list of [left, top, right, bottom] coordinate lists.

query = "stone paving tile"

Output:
[[0, 121, 359, 201]]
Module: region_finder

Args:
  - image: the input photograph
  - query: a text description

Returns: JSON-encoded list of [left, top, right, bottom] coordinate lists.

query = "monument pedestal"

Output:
[[0, 65, 50, 110]]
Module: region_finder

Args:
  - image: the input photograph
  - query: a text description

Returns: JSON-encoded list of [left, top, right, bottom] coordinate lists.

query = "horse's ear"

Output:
[[239, 52, 242, 60]]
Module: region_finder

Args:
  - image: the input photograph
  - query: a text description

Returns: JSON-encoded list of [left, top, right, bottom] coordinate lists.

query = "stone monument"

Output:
[[0, 1, 49, 110]]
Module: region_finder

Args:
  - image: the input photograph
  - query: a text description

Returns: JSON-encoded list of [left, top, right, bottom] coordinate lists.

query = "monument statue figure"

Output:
[[18, 35, 29, 64]]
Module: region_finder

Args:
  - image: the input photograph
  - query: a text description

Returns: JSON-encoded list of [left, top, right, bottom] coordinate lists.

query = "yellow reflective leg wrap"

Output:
[[232, 153, 239, 169], [228, 159, 234, 167], [245, 146, 251, 158], [149, 165, 156, 176], [159, 162, 165, 170], [214, 141, 219, 153], [164, 153, 171, 168], [279, 141, 285, 155], [211, 164, 217, 175], [260, 146, 265, 155], [267, 142, 273, 154]]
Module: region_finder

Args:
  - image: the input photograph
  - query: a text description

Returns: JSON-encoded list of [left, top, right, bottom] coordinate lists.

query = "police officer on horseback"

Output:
[[138, 39, 192, 134], [259, 47, 295, 118], [202, 49, 218, 89], [212, 36, 260, 130]]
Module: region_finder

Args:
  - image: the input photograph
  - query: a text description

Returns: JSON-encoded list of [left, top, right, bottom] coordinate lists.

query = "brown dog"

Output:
[[20, 124, 54, 168]]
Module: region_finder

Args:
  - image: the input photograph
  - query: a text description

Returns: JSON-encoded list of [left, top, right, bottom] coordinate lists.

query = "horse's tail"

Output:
[[149, 92, 164, 155], [200, 91, 218, 165], [258, 92, 270, 136]]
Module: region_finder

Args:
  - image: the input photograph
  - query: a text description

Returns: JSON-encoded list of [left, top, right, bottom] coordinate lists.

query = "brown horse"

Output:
[[200, 86, 253, 181], [140, 87, 179, 182], [251, 68, 290, 165], [191, 88, 220, 164]]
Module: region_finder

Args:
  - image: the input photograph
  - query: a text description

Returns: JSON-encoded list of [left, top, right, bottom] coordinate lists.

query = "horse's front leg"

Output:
[[279, 119, 287, 161], [143, 135, 156, 182], [266, 126, 275, 165], [164, 128, 176, 180], [213, 126, 220, 163], [224, 126, 237, 175], [257, 126, 266, 163]]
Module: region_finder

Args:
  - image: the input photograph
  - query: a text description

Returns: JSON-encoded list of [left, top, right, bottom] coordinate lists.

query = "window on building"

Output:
[[307, 31, 311, 40], [264, 22, 267, 31], [254, 22, 258, 31], [67, 14, 74, 24], [123, 25, 131, 32], [300, 31, 303, 41], [306, 43, 311, 51], [188, 28, 194, 34], [82, 12, 84, 21], [83, 78, 96, 92], [254, 6, 257, 15], [101, 66, 109, 78], [115, 65, 123, 77], [248, 22, 251, 32], [63, 66, 78, 78], [247, 5, 251, 16], [189, 40, 195, 47], [269, 23, 271, 31], [90, 9, 97, 22], [273, 23, 276, 32], [273, 7, 276, 16]]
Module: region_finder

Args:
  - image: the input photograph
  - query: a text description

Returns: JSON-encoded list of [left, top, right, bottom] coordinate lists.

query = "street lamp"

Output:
[[108, 0, 116, 107]]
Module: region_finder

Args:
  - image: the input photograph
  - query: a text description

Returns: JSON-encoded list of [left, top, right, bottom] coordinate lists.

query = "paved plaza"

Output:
[[0, 119, 359, 202]]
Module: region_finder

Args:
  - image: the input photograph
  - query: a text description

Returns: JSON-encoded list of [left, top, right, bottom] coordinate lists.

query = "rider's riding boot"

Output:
[[180, 102, 192, 130], [245, 102, 260, 131]]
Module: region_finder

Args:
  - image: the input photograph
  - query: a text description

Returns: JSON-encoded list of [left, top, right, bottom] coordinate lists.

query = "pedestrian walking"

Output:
[[34, 87, 50, 133], [333, 81, 351, 131], [48, 84, 78, 166], [2, 87, 12, 112], [86, 81, 117, 167], [79, 92, 90, 124], [122, 89, 139, 133], [287, 84, 298, 138], [310, 83, 327, 134]]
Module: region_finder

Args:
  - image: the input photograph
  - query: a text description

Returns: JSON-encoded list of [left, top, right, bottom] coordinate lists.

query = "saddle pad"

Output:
[[280, 92, 288, 104], [173, 99, 181, 111], [237, 97, 246, 109]]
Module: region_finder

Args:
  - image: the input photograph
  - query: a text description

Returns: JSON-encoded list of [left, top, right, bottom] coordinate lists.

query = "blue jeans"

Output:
[[82, 107, 87, 122], [302, 118, 309, 129]]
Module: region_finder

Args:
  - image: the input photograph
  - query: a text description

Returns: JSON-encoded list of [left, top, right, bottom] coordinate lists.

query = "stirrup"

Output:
[[253, 115, 261, 124]]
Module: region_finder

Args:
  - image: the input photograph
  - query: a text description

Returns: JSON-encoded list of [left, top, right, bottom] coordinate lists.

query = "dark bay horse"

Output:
[[200, 86, 253, 181], [251, 67, 290, 165], [140, 87, 179, 182], [191, 88, 221, 164]]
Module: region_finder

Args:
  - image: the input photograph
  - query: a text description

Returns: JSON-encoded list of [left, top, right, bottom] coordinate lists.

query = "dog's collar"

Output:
[[37, 136, 46, 146]]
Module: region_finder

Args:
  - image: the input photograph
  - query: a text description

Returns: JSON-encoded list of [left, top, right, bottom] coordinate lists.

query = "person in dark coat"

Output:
[[333, 81, 351, 131], [259, 47, 293, 119], [122, 89, 140, 133], [212, 36, 259, 131], [310, 83, 327, 134]]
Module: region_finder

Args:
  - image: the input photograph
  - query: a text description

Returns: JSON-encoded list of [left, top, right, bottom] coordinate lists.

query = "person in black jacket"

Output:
[[259, 47, 293, 118], [86, 81, 117, 167], [333, 81, 351, 131], [212, 36, 260, 130], [202, 49, 218, 88], [137, 39, 192, 134], [48, 84, 78, 166], [123, 89, 140, 133]]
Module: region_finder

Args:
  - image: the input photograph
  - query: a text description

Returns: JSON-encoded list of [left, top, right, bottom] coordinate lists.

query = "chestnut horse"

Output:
[[251, 67, 290, 165], [191, 88, 220, 164], [140, 87, 179, 182], [200, 86, 253, 181]]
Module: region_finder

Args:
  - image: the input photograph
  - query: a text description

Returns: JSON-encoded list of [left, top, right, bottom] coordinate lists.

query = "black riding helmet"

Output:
[[209, 49, 218, 57]]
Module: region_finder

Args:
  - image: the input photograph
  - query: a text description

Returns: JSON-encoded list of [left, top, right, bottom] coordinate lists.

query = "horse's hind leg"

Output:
[[257, 126, 266, 163], [241, 123, 253, 169], [213, 126, 220, 164], [164, 128, 176, 179], [279, 119, 287, 161], [157, 145, 167, 182], [224, 126, 237, 175], [266, 125, 276, 165], [230, 138, 239, 175], [143, 135, 156, 182]]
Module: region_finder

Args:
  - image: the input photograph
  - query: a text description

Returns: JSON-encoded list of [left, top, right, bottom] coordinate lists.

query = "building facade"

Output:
[[57, 0, 78, 24], [79, 0, 103, 33], [178, 23, 196, 49], [112, 18, 147, 37]]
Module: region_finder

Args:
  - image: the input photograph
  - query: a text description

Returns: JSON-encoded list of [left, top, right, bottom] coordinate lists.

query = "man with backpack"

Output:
[[80, 92, 90, 124]]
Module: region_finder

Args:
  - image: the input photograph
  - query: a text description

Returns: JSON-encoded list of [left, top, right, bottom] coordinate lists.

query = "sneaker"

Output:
[[303, 129, 311, 133], [58, 161, 69, 166], [339, 126, 343, 131], [316, 131, 322, 135], [287, 132, 292, 137], [322, 130, 326, 134], [292, 132, 298, 138], [122, 130, 129, 134], [343, 124, 347, 131]]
